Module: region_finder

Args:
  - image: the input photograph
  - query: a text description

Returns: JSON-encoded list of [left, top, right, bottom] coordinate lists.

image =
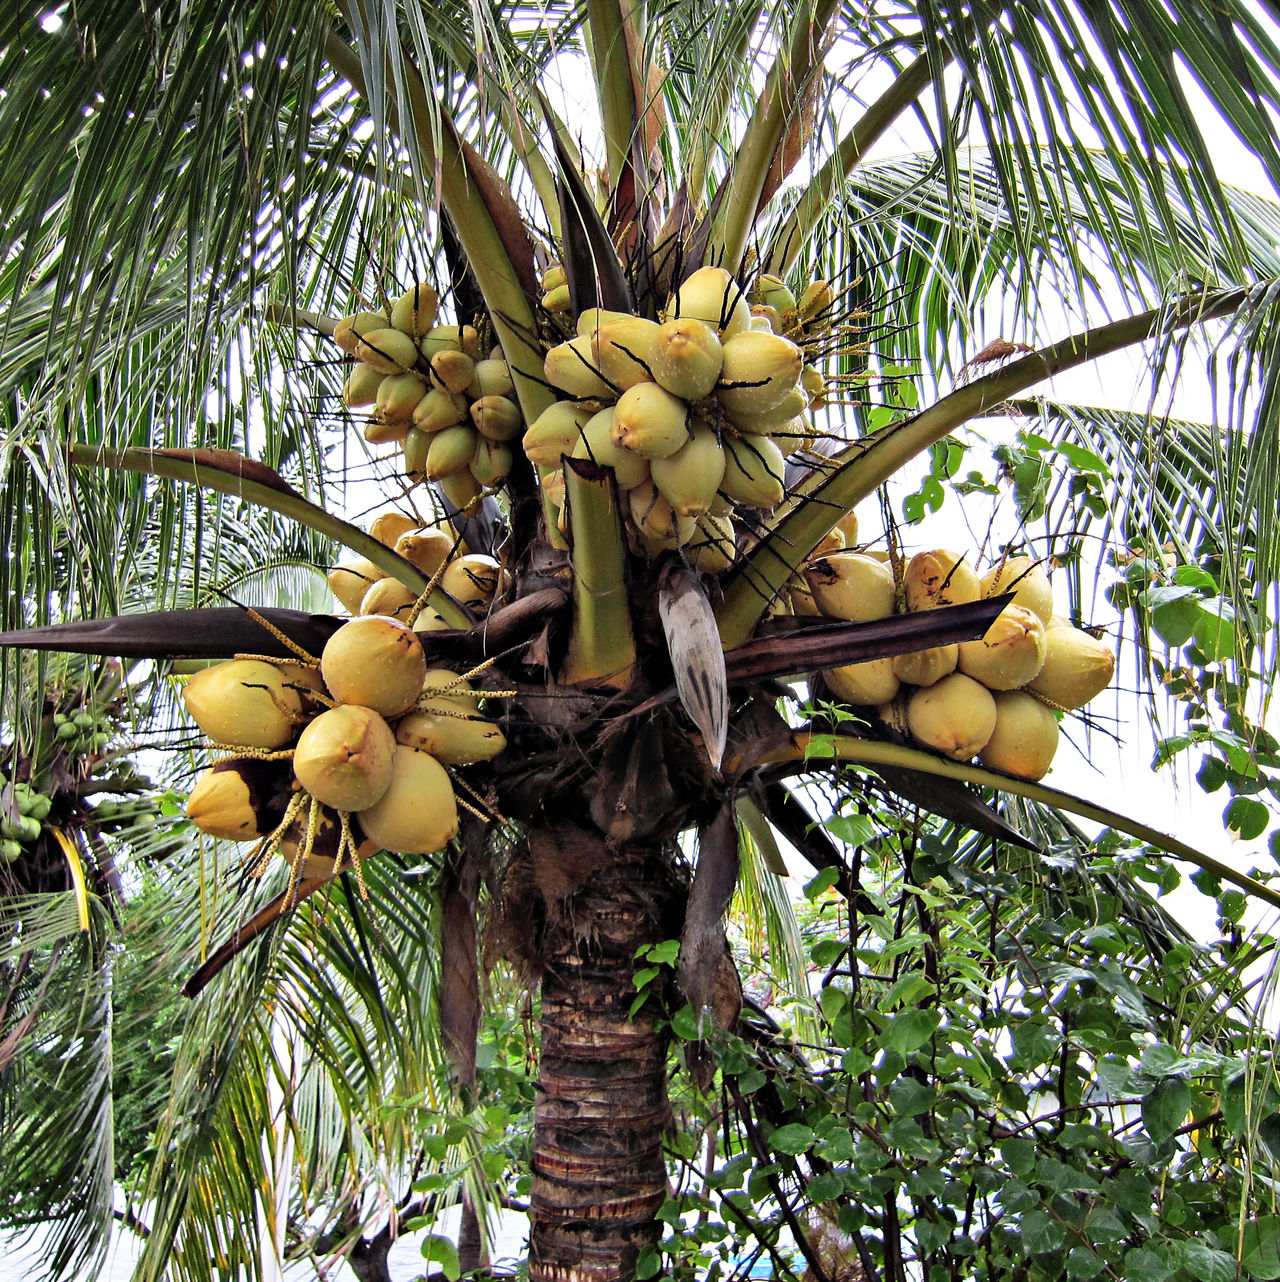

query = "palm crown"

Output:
[[4, 3, 1280, 1280]]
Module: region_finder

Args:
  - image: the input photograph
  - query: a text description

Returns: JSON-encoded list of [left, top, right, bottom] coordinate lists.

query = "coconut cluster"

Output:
[[526, 264, 832, 562], [803, 546, 1116, 781], [327, 510, 503, 630], [333, 283, 520, 512], [180, 615, 507, 872]]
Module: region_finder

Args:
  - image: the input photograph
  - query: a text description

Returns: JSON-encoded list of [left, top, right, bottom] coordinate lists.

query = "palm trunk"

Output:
[[528, 830, 673, 1282]]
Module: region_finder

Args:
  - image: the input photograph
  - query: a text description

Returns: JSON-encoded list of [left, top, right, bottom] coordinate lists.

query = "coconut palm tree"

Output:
[[5, 2, 1280, 1280]]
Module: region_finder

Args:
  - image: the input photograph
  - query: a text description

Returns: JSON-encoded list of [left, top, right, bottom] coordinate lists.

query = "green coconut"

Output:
[[664, 266, 751, 337]]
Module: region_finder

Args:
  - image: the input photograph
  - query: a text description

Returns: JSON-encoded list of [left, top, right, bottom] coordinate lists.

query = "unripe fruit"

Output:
[[187, 759, 292, 841], [665, 266, 751, 337], [440, 469, 483, 513], [471, 436, 513, 488], [689, 513, 737, 574], [357, 746, 459, 854], [363, 414, 411, 446], [906, 672, 997, 760], [1025, 626, 1115, 708], [590, 316, 660, 390], [396, 706, 507, 765], [523, 401, 591, 467], [957, 604, 1048, 690], [979, 691, 1059, 780], [904, 549, 982, 612], [798, 279, 834, 323], [824, 658, 900, 706], [425, 424, 478, 481], [628, 479, 686, 542], [545, 335, 614, 400], [412, 388, 469, 433], [612, 383, 690, 459], [343, 362, 384, 408], [541, 283, 572, 312], [355, 327, 420, 376], [430, 348, 477, 396], [649, 318, 724, 401], [293, 705, 396, 812], [466, 357, 514, 401], [577, 307, 632, 337], [716, 331, 804, 418], [376, 372, 430, 423], [470, 395, 522, 441], [753, 273, 797, 314], [572, 408, 651, 490], [721, 434, 785, 508], [805, 553, 895, 621], [333, 311, 386, 355], [183, 660, 302, 749], [650, 426, 726, 517], [389, 283, 440, 337], [892, 644, 958, 688], [321, 615, 427, 718], [329, 558, 387, 614], [402, 429, 431, 476], [725, 385, 808, 432], [981, 557, 1054, 625], [541, 263, 567, 291]]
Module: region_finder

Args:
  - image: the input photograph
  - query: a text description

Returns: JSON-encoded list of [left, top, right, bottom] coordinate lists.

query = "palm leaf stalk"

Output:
[[4, 3, 1280, 1281]]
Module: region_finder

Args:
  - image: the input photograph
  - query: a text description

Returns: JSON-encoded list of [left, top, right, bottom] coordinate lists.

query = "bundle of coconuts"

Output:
[[327, 510, 503, 630], [524, 264, 833, 564], [181, 613, 506, 873], [332, 283, 520, 512], [801, 546, 1116, 781]]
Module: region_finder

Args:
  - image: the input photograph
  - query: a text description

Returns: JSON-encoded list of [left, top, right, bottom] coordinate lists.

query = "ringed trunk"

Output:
[[529, 830, 673, 1282]]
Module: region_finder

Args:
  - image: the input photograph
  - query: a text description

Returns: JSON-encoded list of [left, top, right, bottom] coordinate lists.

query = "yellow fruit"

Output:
[[797, 279, 835, 323], [628, 478, 687, 542], [418, 324, 480, 360], [293, 704, 396, 812], [590, 316, 661, 390], [441, 554, 502, 609], [805, 552, 895, 621], [906, 672, 997, 760], [689, 513, 737, 573], [368, 512, 419, 547], [332, 310, 386, 356], [824, 658, 900, 706], [357, 746, 459, 854], [354, 327, 421, 376], [664, 266, 751, 337], [576, 307, 632, 336], [329, 557, 387, 614], [376, 372, 430, 422], [541, 282, 572, 312], [389, 282, 440, 338], [470, 394, 522, 442], [545, 335, 614, 400], [182, 659, 302, 749], [440, 469, 483, 513], [649, 318, 724, 401], [541, 264, 567, 291], [716, 330, 804, 419], [1025, 627, 1115, 708], [725, 385, 809, 433], [612, 382, 691, 459], [394, 528, 454, 575], [186, 759, 290, 841], [979, 691, 1059, 780], [753, 273, 797, 314], [429, 348, 477, 396], [471, 436, 513, 487], [572, 408, 651, 490], [411, 387, 469, 432], [981, 557, 1054, 625], [425, 424, 478, 481], [342, 361, 384, 408], [466, 357, 515, 401], [957, 604, 1048, 690], [720, 434, 785, 508], [904, 549, 982, 612], [321, 615, 427, 718], [396, 706, 506, 765], [523, 401, 592, 467], [363, 414, 411, 446], [891, 644, 958, 688], [649, 426, 726, 517], [358, 576, 417, 622]]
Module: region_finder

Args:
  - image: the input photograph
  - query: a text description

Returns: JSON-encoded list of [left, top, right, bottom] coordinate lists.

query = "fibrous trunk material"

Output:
[[528, 833, 673, 1282]]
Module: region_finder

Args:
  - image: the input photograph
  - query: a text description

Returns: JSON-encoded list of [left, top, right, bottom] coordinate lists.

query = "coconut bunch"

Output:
[[328, 510, 504, 631], [180, 615, 508, 872], [803, 547, 1117, 781], [333, 283, 521, 512], [526, 264, 834, 563]]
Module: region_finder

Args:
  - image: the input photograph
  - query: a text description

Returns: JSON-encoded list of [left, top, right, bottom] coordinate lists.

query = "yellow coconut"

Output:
[[466, 357, 515, 401], [394, 528, 454, 575], [628, 478, 687, 543], [957, 604, 1048, 690], [720, 434, 785, 508], [904, 549, 982, 612], [664, 266, 752, 337], [328, 557, 387, 614], [649, 317, 724, 401], [545, 334, 615, 400], [440, 469, 483, 513], [182, 659, 302, 749], [275, 807, 378, 879], [355, 327, 421, 376], [358, 576, 418, 622], [402, 429, 431, 477], [412, 387, 469, 433], [612, 382, 691, 459], [186, 759, 291, 841], [368, 512, 419, 547], [320, 615, 427, 718], [389, 283, 439, 338], [293, 704, 397, 812], [572, 408, 651, 490], [753, 273, 797, 314], [523, 401, 592, 468], [906, 672, 997, 760], [589, 315, 661, 390], [650, 426, 727, 517], [797, 279, 835, 324], [396, 706, 506, 766], [981, 557, 1054, 624], [420, 668, 482, 711], [363, 413, 411, 446], [891, 643, 958, 688], [333, 310, 388, 356], [425, 424, 478, 481], [471, 436, 513, 488], [689, 513, 737, 574], [441, 554, 503, 609], [725, 385, 808, 433], [430, 348, 477, 396], [342, 361, 384, 408], [804, 552, 895, 622], [979, 691, 1060, 780], [356, 746, 459, 854], [824, 658, 900, 706], [716, 330, 804, 419], [1025, 627, 1115, 709], [470, 394, 523, 442]]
